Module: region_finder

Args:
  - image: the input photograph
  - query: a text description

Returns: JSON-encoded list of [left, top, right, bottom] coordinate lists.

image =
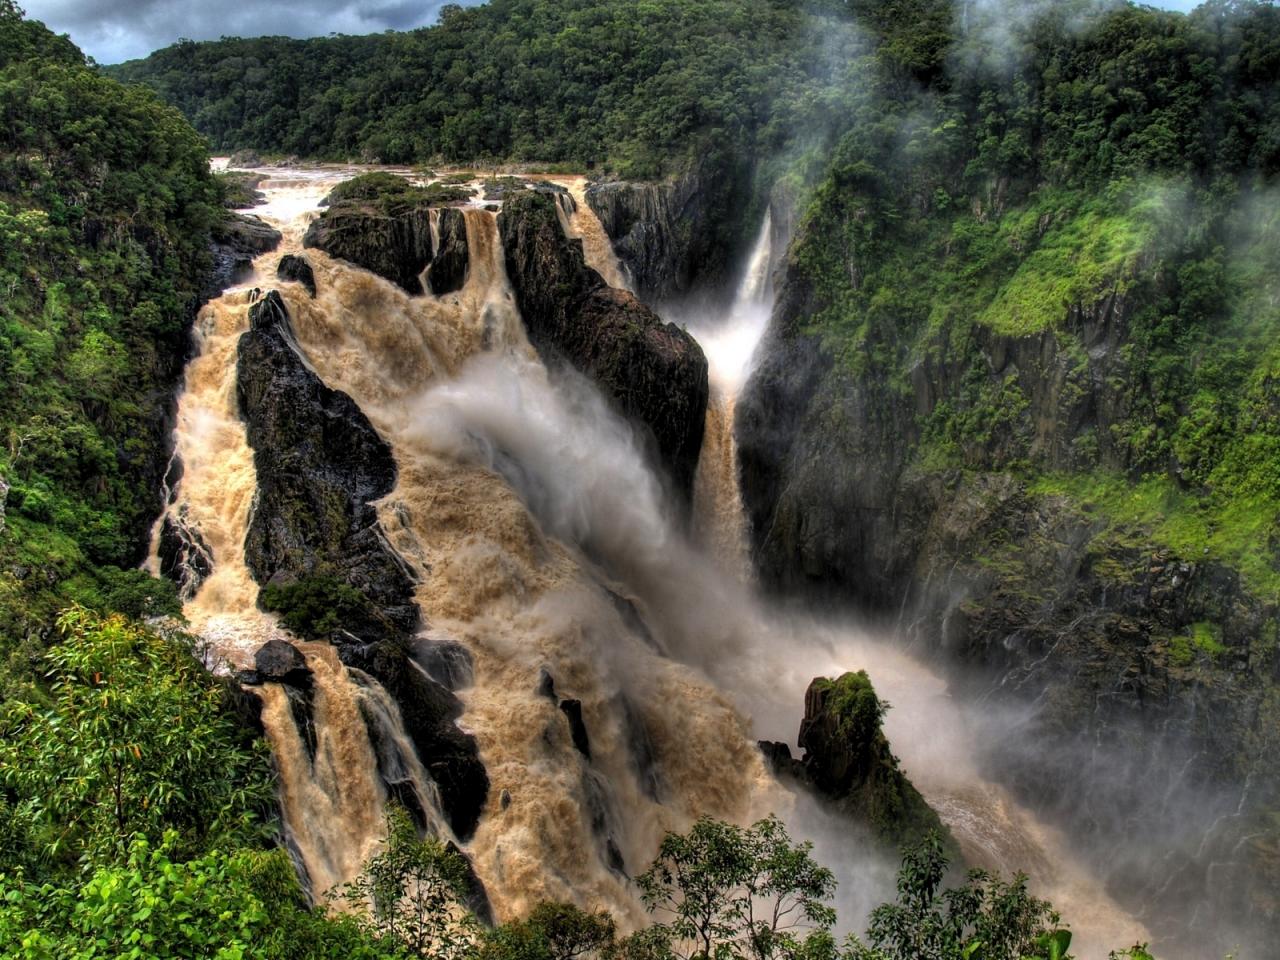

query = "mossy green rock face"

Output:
[[498, 190, 709, 499], [762, 672, 951, 853], [737, 184, 1280, 952]]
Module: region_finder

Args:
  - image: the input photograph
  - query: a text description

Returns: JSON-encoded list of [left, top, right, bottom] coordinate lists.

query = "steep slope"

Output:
[[738, 1, 1280, 953]]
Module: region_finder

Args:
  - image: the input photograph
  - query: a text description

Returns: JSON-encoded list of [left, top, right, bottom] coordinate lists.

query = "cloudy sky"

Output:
[[20, 0, 485, 64], [23, 0, 1200, 65]]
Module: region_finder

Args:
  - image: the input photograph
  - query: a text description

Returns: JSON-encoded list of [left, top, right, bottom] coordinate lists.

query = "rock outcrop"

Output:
[[276, 254, 316, 297], [204, 213, 281, 301], [426, 208, 469, 295], [236, 291, 418, 644], [584, 156, 756, 305], [236, 290, 488, 839], [498, 190, 709, 498], [760, 672, 949, 851], [302, 175, 469, 296]]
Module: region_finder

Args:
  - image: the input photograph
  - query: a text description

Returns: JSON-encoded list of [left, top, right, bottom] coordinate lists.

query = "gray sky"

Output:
[[23, 0, 1201, 65], [20, 0, 485, 64]]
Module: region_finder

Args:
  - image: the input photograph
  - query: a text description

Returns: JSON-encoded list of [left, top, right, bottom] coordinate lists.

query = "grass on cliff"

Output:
[[1028, 471, 1280, 600]]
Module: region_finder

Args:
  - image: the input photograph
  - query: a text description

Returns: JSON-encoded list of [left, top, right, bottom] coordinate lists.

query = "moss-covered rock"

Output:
[[761, 672, 952, 853]]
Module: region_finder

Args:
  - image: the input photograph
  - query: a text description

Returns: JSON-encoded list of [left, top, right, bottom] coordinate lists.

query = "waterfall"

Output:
[[688, 210, 776, 579], [151, 167, 1150, 953]]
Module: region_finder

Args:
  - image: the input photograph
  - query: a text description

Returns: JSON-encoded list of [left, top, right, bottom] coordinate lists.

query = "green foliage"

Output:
[[0, 7, 223, 677], [343, 807, 479, 958], [636, 815, 837, 960], [0, 607, 272, 864], [261, 574, 378, 640], [846, 833, 1066, 960], [0, 834, 270, 959], [106, 0, 868, 177], [477, 902, 617, 960]]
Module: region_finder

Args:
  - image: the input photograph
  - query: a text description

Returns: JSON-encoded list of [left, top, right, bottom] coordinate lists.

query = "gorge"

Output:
[[3, 1, 1280, 958], [150, 164, 1165, 955]]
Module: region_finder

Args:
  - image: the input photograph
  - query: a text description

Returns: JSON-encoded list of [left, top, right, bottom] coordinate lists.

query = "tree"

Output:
[[344, 807, 479, 958], [0, 607, 271, 863], [845, 832, 1066, 960], [635, 816, 836, 960], [478, 902, 617, 960]]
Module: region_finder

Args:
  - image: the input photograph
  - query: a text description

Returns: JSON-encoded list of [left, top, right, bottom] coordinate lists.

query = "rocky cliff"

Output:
[[584, 156, 757, 305], [235, 290, 488, 839], [303, 174, 470, 296], [498, 190, 709, 499], [737, 202, 1280, 952]]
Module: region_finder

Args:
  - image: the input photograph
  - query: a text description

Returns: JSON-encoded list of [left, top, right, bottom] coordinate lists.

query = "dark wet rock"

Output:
[[157, 507, 213, 600], [414, 639, 474, 691], [500, 789, 512, 810], [498, 190, 708, 497], [204, 213, 281, 302], [620, 697, 663, 801], [343, 641, 489, 841], [559, 699, 591, 759], [536, 667, 557, 701], [426, 208, 469, 296], [304, 204, 433, 294], [582, 771, 627, 876], [283, 684, 318, 765], [236, 290, 419, 646], [448, 839, 496, 927], [584, 157, 755, 305], [277, 254, 316, 297], [254, 638, 311, 685], [304, 176, 470, 295], [236, 290, 488, 841]]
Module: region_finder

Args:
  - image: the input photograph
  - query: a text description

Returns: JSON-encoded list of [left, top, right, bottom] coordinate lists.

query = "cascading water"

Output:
[[154, 166, 1149, 955], [687, 211, 775, 580]]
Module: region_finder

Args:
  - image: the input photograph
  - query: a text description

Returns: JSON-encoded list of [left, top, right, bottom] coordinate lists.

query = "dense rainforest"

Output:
[[3, 0, 1280, 955]]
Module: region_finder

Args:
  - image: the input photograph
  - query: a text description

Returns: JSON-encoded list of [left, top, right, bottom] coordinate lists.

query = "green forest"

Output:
[[5, 0, 1280, 955]]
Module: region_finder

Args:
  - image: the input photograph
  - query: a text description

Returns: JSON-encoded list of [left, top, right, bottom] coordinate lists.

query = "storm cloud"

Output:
[[21, 0, 484, 64]]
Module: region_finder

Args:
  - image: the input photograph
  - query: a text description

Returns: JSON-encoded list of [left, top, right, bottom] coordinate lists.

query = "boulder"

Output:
[[277, 254, 316, 297], [254, 638, 311, 685], [204, 213, 281, 301], [498, 190, 708, 498]]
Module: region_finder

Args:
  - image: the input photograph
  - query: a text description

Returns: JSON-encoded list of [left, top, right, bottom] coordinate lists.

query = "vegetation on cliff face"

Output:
[[0, 0, 227, 689], [736, 0, 1280, 952]]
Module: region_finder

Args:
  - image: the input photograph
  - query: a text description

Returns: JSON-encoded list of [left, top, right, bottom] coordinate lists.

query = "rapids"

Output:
[[150, 166, 1150, 955]]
